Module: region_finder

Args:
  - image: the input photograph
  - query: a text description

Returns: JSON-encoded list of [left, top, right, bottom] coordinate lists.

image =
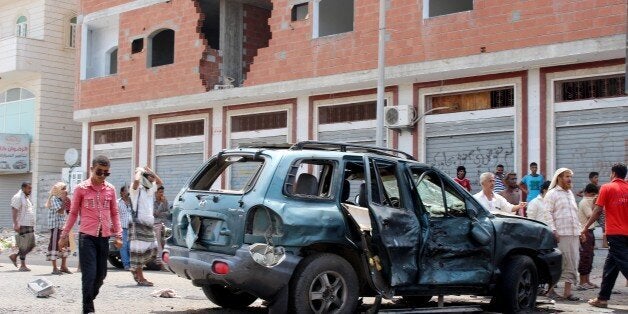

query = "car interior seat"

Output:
[[294, 173, 318, 196]]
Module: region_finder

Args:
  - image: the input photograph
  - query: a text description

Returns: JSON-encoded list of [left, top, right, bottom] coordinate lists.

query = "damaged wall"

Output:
[[77, 0, 220, 109], [244, 0, 626, 85]]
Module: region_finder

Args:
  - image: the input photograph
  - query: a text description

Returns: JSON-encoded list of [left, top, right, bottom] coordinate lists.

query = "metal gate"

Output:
[[425, 116, 515, 193], [155, 152, 204, 202], [0, 174, 30, 227], [555, 107, 628, 191]]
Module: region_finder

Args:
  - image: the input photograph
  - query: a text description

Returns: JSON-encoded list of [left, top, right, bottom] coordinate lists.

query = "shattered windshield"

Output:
[[190, 154, 264, 194]]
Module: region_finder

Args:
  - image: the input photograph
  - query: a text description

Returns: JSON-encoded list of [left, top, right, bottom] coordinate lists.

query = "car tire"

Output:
[[495, 255, 538, 312], [108, 253, 124, 269], [201, 285, 257, 309], [289, 253, 359, 314], [401, 295, 433, 307]]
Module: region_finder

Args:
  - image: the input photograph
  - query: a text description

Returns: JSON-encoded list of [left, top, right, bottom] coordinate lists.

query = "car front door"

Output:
[[363, 157, 421, 287], [409, 167, 494, 285]]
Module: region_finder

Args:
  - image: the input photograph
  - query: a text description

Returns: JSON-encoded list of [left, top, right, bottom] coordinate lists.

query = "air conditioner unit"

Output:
[[384, 105, 414, 128]]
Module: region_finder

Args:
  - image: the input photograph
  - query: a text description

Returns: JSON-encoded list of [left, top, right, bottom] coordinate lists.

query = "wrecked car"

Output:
[[164, 141, 561, 313]]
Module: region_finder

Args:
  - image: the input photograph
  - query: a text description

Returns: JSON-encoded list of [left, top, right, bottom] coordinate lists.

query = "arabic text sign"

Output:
[[0, 133, 30, 173]]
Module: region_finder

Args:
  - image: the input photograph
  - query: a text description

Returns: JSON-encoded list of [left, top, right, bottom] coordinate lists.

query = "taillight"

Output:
[[212, 261, 229, 275], [162, 251, 170, 264]]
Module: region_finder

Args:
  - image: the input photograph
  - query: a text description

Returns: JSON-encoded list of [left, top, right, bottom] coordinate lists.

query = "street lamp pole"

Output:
[[375, 0, 386, 147]]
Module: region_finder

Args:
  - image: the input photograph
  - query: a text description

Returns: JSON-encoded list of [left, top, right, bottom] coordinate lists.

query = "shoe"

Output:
[[60, 268, 72, 274], [545, 291, 561, 300], [588, 298, 608, 308], [51, 269, 63, 275], [18, 266, 31, 272], [137, 280, 154, 286], [9, 254, 17, 267], [130, 269, 139, 283], [562, 295, 580, 301], [576, 285, 587, 291]]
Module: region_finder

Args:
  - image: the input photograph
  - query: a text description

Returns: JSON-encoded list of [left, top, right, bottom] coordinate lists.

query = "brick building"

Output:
[[74, 0, 626, 202], [0, 0, 81, 227]]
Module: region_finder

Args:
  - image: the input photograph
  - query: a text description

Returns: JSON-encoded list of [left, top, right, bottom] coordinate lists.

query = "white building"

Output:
[[0, 0, 80, 228]]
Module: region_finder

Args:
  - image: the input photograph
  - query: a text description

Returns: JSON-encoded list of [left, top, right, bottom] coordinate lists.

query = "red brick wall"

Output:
[[77, 0, 219, 109], [242, 4, 271, 80], [245, 0, 626, 85]]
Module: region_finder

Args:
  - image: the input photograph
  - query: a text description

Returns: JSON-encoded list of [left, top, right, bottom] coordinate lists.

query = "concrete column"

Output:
[[396, 83, 414, 155], [527, 68, 541, 169], [212, 106, 224, 153], [296, 95, 309, 142], [138, 115, 149, 167], [220, 0, 243, 86]]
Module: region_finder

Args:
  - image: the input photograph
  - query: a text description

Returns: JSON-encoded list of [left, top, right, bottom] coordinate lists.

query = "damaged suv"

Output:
[[164, 141, 561, 313]]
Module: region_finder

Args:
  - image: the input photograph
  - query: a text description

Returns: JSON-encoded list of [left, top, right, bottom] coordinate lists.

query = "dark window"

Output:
[[291, 3, 309, 21], [94, 128, 132, 144], [429, 87, 514, 114], [231, 111, 287, 132], [150, 29, 175, 67], [318, 0, 353, 37], [427, 0, 473, 18], [319, 101, 376, 124], [555, 75, 626, 102], [155, 120, 204, 139], [131, 38, 143, 54], [109, 48, 118, 75]]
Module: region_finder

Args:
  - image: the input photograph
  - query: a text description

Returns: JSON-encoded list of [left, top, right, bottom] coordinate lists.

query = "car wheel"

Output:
[[289, 253, 359, 314], [401, 295, 433, 307], [108, 253, 124, 269], [144, 258, 162, 271], [201, 285, 257, 309], [495, 255, 538, 312]]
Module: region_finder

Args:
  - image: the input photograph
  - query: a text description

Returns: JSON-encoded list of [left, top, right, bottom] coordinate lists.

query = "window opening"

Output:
[[291, 3, 309, 21], [131, 38, 143, 54], [108, 47, 118, 75], [369, 160, 402, 208], [16, 16, 27, 37], [317, 0, 354, 37], [94, 128, 132, 144], [319, 101, 376, 124], [555, 75, 626, 102], [199, 0, 220, 50], [429, 86, 514, 114], [155, 120, 204, 139], [231, 111, 287, 132], [285, 159, 335, 198], [69, 16, 77, 47], [426, 0, 473, 18], [149, 29, 175, 67], [411, 168, 467, 217]]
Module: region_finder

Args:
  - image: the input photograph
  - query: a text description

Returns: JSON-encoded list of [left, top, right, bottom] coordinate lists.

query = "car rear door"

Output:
[[362, 156, 421, 287]]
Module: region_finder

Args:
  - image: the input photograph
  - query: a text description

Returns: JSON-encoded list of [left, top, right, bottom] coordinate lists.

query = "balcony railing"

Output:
[[0, 36, 44, 74]]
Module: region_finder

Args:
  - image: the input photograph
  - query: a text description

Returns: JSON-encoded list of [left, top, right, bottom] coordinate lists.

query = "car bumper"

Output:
[[538, 248, 562, 285], [164, 244, 301, 300]]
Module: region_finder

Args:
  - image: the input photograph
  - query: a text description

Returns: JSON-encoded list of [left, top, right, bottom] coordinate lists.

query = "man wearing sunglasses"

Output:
[[59, 155, 122, 314]]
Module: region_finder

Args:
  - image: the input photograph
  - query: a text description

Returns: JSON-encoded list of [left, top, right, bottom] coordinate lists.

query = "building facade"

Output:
[[0, 0, 81, 228], [74, 0, 626, 203]]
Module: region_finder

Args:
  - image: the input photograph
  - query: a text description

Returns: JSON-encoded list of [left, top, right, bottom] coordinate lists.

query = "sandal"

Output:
[[130, 270, 139, 283], [588, 298, 608, 308], [563, 295, 580, 301], [137, 280, 154, 287], [18, 266, 31, 272], [60, 268, 72, 274], [51, 269, 63, 275]]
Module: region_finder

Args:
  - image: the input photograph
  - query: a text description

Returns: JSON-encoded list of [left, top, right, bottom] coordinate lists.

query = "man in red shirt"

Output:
[[59, 155, 122, 314], [581, 162, 628, 308], [453, 165, 472, 192]]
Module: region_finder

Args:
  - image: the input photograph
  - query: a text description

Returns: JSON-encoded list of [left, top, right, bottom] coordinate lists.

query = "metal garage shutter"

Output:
[[555, 107, 628, 191], [426, 116, 515, 194], [107, 158, 133, 193], [229, 135, 286, 188], [318, 128, 378, 147], [155, 153, 204, 202], [0, 174, 30, 227]]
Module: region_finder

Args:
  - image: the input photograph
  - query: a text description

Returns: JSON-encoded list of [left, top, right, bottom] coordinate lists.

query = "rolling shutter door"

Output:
[[229, 135, 286, 188], [94, 147, 133, 194], [425, 116, 515, 194], [555, 107, 628, 190], [318, 128, 378, 147], [0, 174, 30, 227]]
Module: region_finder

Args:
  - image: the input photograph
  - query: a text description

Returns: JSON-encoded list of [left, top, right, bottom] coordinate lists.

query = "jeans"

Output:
[[79, 233, 109, 314], [598, 235, 628, 301], [120, 228, 130, 269]]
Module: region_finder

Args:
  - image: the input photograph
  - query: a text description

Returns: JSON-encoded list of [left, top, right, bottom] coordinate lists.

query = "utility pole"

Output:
[[375, 0, 387, 147]]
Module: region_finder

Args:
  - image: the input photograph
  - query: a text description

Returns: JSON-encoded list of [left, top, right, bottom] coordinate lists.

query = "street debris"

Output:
[[151, 288, 178, 298], [28, 278, 55, 298]]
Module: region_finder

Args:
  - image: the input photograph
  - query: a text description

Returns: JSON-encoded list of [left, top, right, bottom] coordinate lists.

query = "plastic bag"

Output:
[[185, 215, 199, 250]]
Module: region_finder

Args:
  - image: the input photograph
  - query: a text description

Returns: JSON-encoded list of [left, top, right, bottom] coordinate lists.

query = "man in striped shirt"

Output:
[[493, 164, 506, 194], [545, 168, 582, 301]]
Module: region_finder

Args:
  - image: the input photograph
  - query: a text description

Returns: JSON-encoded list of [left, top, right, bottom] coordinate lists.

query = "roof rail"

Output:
[[289, 141, 415, 160], [236, 143, 293, 149]]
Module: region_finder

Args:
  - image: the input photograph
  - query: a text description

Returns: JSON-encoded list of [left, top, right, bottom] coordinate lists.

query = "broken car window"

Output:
[[285, 159, 336, 199], [189, 154, 264, 194], [410, 168, 467, 217]]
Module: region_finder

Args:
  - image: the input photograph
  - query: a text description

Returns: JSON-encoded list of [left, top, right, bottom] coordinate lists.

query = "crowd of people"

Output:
[[455, 162, 628, 308], [6, 155, 169, 314]]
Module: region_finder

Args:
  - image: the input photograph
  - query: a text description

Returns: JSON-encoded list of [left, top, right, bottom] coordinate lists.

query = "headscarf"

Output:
[[135, 167, 153, 189], [549, 167, 573, 190], [45, 182, 67, 208]]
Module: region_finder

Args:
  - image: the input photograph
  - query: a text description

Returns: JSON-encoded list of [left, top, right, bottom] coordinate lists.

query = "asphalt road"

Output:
[[0, 245, 627, 313]]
